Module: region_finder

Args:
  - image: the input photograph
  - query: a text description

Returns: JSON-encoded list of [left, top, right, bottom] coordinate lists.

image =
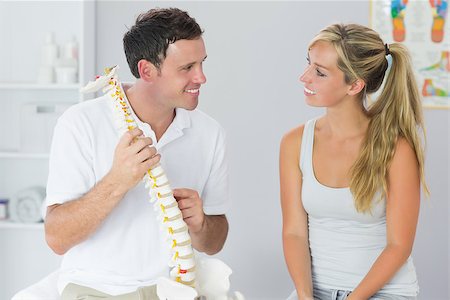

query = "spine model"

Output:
[[81, 66, 196, 288]]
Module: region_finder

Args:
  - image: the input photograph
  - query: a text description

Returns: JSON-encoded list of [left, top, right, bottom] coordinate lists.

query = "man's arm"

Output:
[[45, 174, 127, 255], [173, 188, 229, 255], [45, 128, 160, 254]]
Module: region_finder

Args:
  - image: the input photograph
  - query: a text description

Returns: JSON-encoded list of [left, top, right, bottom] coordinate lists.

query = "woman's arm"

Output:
[[348, 138, 421, 299], [280, 125, 314, 300]]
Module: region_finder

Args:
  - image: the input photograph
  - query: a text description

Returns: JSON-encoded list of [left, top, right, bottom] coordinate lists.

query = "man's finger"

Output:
[[129, 137, 153, 154], [177, 198, 195, 210], [135, 146, 157, 163], [142, 154, 161, 171], [180, 207, 196, 219], [173, 188, 196, 199], [117, 128, 143, 148]]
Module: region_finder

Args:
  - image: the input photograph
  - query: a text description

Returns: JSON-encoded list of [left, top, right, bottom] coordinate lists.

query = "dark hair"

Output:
[[123, 8, 203, 78]]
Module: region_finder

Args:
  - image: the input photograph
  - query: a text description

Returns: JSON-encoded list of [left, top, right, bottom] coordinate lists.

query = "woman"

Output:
[[280, 23, 428, 300]]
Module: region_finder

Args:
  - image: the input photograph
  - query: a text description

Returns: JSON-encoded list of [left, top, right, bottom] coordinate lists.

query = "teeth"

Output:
[[185, 89, 199, 94], [304, 87, 316, 95]]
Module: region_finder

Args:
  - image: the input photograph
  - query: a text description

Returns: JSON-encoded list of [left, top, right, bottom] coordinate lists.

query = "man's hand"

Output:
[[109, 128, 160, 194], [45, 127, 160, 254], [173, 188, 228, 254], [173, 188, 205, 233]]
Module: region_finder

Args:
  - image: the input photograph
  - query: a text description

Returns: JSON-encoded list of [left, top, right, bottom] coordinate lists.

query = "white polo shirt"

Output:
[[46, 94, 229, 295]]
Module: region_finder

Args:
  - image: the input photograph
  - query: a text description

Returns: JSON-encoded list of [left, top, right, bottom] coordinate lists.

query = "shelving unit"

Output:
[[0, 1, 95, 299], [0, 220, 44, 230], [0, 152, 50, 159], [0, 1, 96, 196], [0, 82, 80, 90]]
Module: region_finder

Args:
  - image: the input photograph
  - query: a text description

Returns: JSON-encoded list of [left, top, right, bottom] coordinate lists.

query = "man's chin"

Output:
[[183, 100, 199, 111]]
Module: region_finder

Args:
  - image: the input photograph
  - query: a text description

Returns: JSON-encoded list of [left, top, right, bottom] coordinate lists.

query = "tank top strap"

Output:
[[299, 118, 317, 175]]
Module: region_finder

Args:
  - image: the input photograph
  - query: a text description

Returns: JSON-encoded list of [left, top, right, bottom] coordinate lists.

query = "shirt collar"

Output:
[[120, 84, 191, 148], [173, 107, 191, 131]]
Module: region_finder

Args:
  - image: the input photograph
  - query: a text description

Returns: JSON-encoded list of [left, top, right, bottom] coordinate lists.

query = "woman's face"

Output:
[[299, 41, 352, 108]]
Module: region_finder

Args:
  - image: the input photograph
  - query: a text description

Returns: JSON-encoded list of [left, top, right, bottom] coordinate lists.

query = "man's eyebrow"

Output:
[[178, 55, 208, 70], [178, 62, 194, 70]]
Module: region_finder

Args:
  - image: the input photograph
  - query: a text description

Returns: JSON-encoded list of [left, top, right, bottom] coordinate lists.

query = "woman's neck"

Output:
[[322, 97, 369, 140]]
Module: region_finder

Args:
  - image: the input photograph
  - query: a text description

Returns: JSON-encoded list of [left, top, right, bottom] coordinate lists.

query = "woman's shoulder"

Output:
[[391, 137, 419, 169], [279, 124, 307, 165], [281, 117, 322, 148], [281, 124, 305, 148]]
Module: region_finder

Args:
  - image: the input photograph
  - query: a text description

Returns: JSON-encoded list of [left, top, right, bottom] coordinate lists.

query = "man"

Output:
[[45, 8, 229, 299]]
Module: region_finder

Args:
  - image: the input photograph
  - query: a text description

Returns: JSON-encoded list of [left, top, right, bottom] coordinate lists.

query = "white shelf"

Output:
[[0, 2, 95, 299], [0, 152, 49, 159], [0, 82, 80, 90], [0, 220, 44, 230]]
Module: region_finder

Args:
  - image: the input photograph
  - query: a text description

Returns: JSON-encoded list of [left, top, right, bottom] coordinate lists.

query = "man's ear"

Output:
[[137, 59, 158, 82], [348, 79, 365, 96]]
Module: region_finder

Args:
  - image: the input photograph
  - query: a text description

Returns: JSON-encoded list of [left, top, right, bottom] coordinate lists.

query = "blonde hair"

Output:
[[309, 23, 428, 213]]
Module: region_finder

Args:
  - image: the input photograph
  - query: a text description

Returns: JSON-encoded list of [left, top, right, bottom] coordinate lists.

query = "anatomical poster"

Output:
[[370, 0, 449, 109]]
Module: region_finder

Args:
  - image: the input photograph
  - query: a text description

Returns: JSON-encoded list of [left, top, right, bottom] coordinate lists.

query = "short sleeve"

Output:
[[46, 111, 95, 207], [201, 126, 230, 215]]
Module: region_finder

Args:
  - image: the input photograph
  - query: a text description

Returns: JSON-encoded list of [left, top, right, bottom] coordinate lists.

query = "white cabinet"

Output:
[[0, 223, 62, 299], [0, 1, 96, 299]]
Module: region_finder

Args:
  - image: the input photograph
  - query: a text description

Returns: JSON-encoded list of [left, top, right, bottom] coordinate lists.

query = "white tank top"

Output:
[[300, 118, 419, 296]]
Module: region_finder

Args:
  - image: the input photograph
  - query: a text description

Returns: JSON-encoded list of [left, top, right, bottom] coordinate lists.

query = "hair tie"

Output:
[[384, 43, 391, 56]]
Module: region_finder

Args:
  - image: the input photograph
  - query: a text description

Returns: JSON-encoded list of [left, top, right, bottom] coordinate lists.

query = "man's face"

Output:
[[152, 37, 207, 111]]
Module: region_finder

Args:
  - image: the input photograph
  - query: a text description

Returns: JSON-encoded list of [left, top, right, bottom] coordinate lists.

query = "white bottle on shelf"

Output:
[[37, 32, 59, 84], [55, 35, 79, 84], [62, 35, 79, 62]]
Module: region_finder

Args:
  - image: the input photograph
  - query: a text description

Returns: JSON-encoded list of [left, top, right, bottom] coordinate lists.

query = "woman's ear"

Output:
[[137, 59, 158, 82], [348, 79, 365, 96]]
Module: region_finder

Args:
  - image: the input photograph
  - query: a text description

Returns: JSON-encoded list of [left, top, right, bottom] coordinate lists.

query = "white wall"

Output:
[[94, 1, 449, 299]]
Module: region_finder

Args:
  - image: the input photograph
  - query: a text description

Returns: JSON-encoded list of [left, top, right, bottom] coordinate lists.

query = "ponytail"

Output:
[[350, 43, 429, 212]]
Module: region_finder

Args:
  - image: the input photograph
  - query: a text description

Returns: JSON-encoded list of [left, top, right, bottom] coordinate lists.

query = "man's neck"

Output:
[[123, 83, 176, 142]]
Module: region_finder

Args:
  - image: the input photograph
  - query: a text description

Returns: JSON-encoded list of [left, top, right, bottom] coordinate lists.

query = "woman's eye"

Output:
[[316, 69, 326, 77]]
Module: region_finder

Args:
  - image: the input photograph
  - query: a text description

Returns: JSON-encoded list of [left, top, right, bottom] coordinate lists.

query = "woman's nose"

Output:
[[299, 68, 310, 83]]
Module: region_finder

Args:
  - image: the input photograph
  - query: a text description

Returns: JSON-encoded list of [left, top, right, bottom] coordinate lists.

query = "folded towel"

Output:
[[9, 186, 46, 223]]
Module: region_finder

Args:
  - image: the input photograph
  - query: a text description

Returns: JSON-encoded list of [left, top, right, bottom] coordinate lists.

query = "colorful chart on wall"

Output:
[[370, 0, 449, 109]]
